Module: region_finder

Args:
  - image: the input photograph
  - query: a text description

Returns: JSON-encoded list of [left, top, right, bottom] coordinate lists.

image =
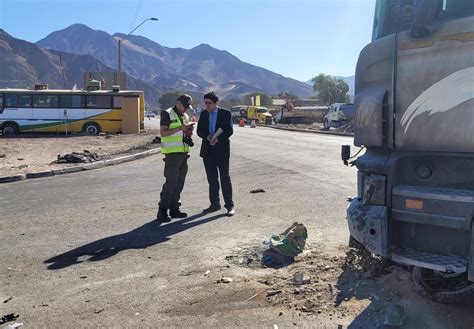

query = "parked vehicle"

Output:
[[0, 84, 145, 136], [231, 105, 273, 125], [342, 0, 474, 303], [324, 103, 355, 129]]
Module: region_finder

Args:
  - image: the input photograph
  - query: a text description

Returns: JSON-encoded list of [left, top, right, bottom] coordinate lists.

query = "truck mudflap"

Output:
[[347, 198, 388, 257]]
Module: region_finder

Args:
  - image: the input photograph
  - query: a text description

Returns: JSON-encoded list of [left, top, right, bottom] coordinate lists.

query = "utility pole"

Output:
[[116, 17, 158, 87]]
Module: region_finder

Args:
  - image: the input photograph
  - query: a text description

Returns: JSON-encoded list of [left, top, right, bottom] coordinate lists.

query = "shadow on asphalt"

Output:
[[44, 212, 227, 270]]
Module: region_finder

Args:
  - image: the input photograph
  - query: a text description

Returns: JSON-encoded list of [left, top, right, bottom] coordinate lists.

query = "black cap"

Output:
[[177, 94, 193, 110]]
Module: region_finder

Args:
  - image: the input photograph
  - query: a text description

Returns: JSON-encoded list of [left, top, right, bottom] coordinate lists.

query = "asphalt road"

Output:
[[1, 126, 472, 328], [144, 116, 161, 129]]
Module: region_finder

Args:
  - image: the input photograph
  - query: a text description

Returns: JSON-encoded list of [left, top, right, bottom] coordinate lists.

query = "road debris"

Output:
[[250, 188, 265, 193], [4, 323, 23, 329], [0, 313, 19, 325], [94, 309, 104, 314], [266, 290, 282, 297], [204, 270, 211, 276], [0, 153, 6, 158], [217, 277, 233, 283], [3, 297, 13, 303], [267, 222, 308, 257], [292, 271, 311, 285], [53, 150, 100, 164]]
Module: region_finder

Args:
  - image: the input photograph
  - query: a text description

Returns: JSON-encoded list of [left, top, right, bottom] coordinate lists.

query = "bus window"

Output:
[[113, 96, 123, 109], [86, 95, 111, 108], [5, 94, 19, 107], [19, 95, 32, 107], [60, 95, 81, 108], [0, 94, 3, 113], [33, 95, 59, 108]]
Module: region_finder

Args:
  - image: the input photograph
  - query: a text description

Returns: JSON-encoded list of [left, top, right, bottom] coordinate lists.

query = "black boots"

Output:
[[157, 208, 188, 222], [156, 208, 171, 223], [169, 209, 188, 219]]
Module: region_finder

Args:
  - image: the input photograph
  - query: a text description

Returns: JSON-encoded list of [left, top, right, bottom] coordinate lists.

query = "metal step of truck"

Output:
[[392, 248, 467, 273]]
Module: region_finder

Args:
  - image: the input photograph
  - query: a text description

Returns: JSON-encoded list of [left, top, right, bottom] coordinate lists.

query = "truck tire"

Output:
[[411, 266, 474, 304]]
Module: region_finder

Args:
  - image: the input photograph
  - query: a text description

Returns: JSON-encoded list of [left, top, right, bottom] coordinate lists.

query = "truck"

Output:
[[231, 105, 273, 125], [323, 103, 355, 129], [342, 0, 474, 303]]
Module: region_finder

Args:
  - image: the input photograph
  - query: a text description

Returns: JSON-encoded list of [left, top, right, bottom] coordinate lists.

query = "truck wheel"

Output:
[[411, 266, 474, 304], [83, 122, 101, 135], [323, 119, 330, 130], [2, 123, 19, 137]]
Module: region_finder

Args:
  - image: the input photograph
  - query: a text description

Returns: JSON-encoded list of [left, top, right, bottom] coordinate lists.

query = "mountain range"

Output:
[[1, 23, 321, 109], [36, 24, 314, 100]]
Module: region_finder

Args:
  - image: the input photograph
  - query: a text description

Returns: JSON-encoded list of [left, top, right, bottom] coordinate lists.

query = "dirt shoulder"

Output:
[[0, 129, 160, 177]]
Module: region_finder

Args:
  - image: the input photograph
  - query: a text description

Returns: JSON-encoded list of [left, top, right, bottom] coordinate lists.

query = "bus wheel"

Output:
[[83, 123, 101, 135], [411, 266, 474, 304], [2, 123, 19, 137]]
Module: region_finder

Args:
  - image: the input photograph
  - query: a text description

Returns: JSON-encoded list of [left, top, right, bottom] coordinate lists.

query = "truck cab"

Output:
[[345, 0, 474, 303], [324, 103, 355, 129], [233, 105, 273, 125]]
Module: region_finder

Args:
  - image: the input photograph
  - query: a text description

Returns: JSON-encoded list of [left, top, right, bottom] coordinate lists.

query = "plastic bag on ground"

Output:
[[268, 222, 308, 257]]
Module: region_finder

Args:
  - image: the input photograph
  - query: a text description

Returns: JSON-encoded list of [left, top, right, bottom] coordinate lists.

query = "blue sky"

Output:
[[0, 0, 375, 81]]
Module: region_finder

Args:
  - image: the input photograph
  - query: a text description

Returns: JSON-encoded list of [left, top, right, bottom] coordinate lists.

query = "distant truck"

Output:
[[323, 103, 355, 129], [342, 0, 474, 303], [231, 105, 273, 125]]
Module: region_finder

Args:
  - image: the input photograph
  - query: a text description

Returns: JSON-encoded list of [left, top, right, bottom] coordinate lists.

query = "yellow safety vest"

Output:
[[161, 107, 190, 154]]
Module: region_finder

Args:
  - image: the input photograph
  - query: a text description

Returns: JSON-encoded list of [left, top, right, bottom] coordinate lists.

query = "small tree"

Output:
[[219, 98, 242, 109], [243, 92, 273, 107], [159, 91, 183, 110], [278, 92, 299, 106], [311, 73, 350, 105]]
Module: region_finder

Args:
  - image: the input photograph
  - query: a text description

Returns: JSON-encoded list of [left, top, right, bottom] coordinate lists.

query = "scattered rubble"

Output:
[[266, 290, 282, 297], [292, 271, 311, 285], [0, 313, 19, 325], [250, 188, 265, 193], [218, 277, 233, 284], [53, 150, 100, 164], [256, 247, 398, 318]]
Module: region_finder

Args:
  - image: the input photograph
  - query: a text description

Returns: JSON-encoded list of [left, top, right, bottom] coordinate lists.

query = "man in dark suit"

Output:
[[197, 92, 235, 216]]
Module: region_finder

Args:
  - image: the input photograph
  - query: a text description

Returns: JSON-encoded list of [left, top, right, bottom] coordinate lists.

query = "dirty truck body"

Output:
[[348, 0, 474, 283]]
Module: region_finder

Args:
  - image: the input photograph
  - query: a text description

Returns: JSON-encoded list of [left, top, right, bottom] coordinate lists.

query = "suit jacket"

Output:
[[197, 107, 233, 158]]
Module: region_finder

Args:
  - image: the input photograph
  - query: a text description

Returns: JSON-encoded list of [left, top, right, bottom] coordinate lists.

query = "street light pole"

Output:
[[116, 17, 158, 87]]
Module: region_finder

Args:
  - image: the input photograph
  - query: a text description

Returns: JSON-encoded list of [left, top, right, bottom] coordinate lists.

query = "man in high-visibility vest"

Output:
[[157, 94, 194, 223]]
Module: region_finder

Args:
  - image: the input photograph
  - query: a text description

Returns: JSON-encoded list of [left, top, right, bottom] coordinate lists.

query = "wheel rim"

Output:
[[85, 125, 98, 135], [419, 268, 471, 293]]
